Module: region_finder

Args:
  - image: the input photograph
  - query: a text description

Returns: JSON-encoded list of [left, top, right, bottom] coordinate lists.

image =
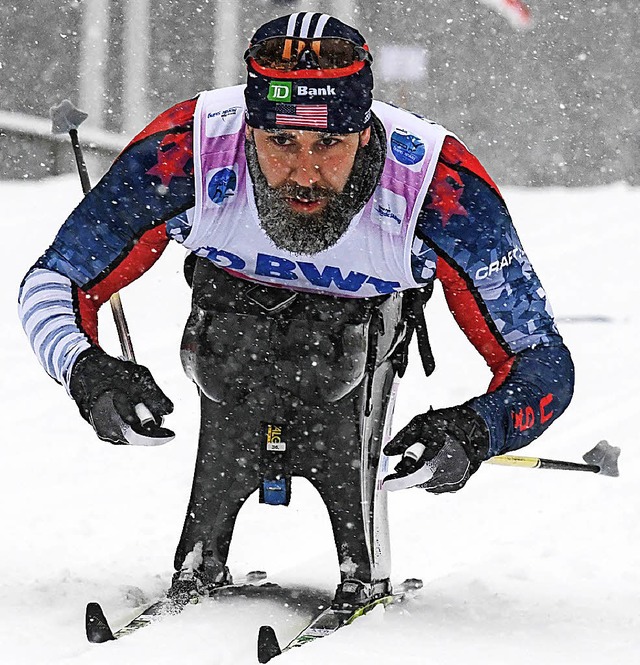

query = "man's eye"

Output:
[[271, 136, 292, 146], [320, 137, 340, 147]]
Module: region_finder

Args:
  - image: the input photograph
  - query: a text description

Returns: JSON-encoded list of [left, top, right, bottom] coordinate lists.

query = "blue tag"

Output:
[[262, 477, 288, 505]]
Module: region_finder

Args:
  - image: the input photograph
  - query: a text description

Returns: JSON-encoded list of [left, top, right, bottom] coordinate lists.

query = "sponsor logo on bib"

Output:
[[390, 129, 426, 166], [195, 247, 402, 295], [372, 189, 407, 235], [207, 167, 237, 205]]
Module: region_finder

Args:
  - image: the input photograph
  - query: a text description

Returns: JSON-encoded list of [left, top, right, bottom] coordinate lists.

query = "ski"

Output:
[[86, 570, 269, 643], [257, 577, 422, 663]]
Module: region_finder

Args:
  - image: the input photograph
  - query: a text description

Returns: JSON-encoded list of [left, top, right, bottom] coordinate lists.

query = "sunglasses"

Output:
[[245, 36, 372, 72]]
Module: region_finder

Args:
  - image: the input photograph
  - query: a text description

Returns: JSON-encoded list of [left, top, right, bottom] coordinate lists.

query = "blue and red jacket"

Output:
[[18, 98, 574, 456]]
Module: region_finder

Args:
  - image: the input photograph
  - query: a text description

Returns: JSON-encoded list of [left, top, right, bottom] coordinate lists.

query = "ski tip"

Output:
[[85, 602, 115, 643], [246, 570, 268, 583], [400, 577, 423, 592], [257, 624, 281, 663]]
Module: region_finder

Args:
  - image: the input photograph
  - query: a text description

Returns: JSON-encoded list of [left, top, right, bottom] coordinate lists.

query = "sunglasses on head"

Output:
[[245, 36, 372, 72]]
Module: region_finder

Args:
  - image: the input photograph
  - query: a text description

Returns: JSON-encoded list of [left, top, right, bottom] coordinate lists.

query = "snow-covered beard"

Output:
[[245, 124, 384, 256]]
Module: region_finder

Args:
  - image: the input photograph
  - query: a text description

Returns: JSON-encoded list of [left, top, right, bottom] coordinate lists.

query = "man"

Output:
[[19, 13, 574, 608]]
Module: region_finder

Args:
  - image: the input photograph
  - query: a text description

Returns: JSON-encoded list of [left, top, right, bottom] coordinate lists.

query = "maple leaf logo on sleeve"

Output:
[[146, 130, 193, 187], [425, 163, 467, 227]]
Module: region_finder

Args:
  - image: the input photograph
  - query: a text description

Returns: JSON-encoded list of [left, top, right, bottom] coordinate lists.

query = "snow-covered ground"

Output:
[[1, 176, 638, 664]]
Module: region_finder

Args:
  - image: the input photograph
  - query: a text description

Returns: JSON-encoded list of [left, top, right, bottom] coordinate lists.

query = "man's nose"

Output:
[[289, 150, 321, 187]]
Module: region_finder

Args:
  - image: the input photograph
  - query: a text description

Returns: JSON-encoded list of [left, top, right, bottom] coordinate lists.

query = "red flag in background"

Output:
[[478, 0, 533, 29]]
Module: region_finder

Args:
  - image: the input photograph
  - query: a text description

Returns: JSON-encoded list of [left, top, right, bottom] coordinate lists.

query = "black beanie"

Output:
[[244, 13, 374, 134]]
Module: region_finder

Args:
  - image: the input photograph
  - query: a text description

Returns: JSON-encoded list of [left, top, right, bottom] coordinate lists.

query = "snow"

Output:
[[1, 176, 639, 664]]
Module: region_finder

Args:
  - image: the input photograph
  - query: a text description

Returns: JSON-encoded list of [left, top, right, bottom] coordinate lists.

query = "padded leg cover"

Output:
[[175, 261, 405, 583]]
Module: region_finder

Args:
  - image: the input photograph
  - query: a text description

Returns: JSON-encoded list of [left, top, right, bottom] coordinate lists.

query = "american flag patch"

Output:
[[275, 104, 328, 129]]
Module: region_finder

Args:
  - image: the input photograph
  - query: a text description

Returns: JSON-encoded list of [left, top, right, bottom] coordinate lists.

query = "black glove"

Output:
[[382, 405, 490, 493], [69, 348, 175, 446]]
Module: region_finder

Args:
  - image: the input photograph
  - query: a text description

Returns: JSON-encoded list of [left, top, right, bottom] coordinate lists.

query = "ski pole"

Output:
[[485, 440, 620, 477], [49, 100, 152, 423], [50, 100, 138, 363]]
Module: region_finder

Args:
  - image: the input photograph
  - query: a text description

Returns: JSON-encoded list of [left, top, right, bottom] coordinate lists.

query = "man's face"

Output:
[[246, 126, 371, 216], [244, 123, 376, 255]]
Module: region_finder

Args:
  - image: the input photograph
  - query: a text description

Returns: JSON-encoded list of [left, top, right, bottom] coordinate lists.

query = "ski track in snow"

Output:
[[1, 177, 639, 664]]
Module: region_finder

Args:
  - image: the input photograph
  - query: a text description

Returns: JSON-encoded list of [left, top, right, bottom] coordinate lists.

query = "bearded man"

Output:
[[19, 13, 574, 610]]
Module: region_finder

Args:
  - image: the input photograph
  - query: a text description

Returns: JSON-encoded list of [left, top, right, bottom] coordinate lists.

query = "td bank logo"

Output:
[[267, 81, 292, 102]]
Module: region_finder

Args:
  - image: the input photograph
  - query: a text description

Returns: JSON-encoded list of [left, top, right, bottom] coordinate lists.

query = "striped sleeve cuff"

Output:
[[18, 268, 92, 393]]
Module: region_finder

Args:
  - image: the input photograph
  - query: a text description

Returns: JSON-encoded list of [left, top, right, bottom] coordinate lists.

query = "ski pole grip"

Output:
[[135, 403, 155, 426], [391, 441, 427, 476], [403, 442, 426, 462]]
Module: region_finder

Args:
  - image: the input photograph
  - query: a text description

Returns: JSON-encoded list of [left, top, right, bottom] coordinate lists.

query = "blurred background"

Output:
[[1, 0, 638, 186]]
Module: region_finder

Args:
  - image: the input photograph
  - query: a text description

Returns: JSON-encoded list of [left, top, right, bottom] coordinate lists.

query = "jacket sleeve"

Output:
[[18, 98, 197, 391], [414, 136, 574, 456]]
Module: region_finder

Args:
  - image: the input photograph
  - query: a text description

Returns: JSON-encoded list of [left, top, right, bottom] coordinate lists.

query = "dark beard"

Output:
[[245, 120, 384, 256]]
